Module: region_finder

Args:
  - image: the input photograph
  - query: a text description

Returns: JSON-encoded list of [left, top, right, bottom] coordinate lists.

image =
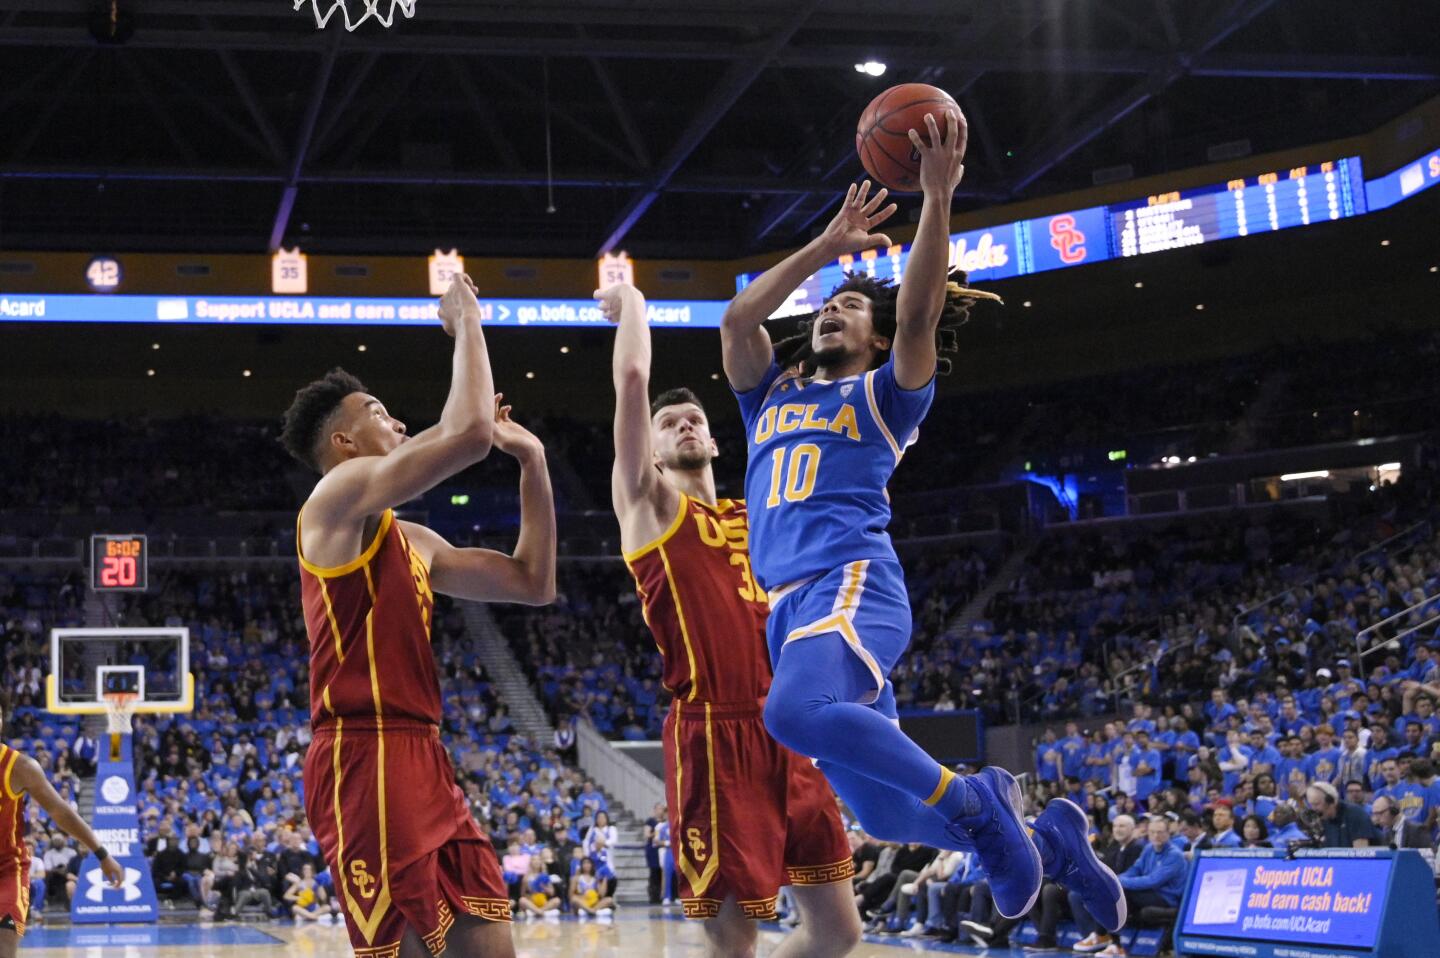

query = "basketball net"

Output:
[[293, 0, 417, 31], [103, 691, 138, 736]]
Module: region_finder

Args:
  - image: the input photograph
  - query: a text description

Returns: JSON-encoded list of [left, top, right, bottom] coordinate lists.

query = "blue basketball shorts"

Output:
[[765, 558, 911, 715]]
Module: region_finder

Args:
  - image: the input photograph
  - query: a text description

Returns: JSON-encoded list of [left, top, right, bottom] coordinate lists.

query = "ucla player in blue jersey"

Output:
[[720, 110, 1124, 931]]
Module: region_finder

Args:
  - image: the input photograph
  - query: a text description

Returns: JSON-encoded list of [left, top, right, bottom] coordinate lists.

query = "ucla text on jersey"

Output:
[[733, 358, 933, 591]]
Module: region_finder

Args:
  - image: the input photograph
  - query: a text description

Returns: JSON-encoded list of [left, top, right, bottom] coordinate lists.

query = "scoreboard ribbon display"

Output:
[[0, 294, 726, 328], [1175, 848, 1439, 958], [738, 155, 1368, 317]]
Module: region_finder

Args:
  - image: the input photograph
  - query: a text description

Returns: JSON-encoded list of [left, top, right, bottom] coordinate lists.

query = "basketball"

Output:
[[856, 83, 962, 192]]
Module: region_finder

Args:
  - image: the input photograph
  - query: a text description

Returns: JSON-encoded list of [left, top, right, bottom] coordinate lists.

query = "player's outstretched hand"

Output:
[[910, 110, 967, 197], [594, 283, 646, 323], [100, 855, 125, 888], [820, 180, 897, 256], [438, 273, 481, 337], [491, 393, 544, 462]]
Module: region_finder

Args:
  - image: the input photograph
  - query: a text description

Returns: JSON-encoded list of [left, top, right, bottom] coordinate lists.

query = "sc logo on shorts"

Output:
[[686, 828, 708, 861], [350, 859, 378, 899]]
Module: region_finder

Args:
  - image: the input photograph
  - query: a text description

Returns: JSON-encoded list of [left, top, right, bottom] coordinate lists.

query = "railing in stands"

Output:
[[575, 718, 664, 822], [1230, 517, 1434, 640], [1356, 590, 1440, 664]]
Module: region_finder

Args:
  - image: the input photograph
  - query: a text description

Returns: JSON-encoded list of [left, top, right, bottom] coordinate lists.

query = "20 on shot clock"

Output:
[[90, 534, 148, 592]]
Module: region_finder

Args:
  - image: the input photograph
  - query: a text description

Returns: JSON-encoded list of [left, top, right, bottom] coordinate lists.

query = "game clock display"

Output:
[[90, 534, 147, 592]]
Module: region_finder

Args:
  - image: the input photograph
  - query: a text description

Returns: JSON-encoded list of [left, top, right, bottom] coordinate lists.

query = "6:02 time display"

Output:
[[90, 534, 148, 592]]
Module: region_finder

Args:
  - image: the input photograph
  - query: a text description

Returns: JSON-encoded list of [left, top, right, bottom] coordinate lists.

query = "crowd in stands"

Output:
[[497, 540, 995, 739], [1, 566, 632, 924]]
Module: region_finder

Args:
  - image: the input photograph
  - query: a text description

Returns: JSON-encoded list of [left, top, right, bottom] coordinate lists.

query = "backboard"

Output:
[[47, 628, 194, 717]]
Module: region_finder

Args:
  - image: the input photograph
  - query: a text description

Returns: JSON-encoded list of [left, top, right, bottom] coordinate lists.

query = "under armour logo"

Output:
[[1049, 215, 1087, 264], [84, 866, 143, 903], [686, 827, 707, 861], [350, 859, 378, 899]]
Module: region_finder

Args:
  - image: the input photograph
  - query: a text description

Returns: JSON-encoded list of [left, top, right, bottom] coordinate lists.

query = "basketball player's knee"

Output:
[[762, 692, 817, 754], [826, 915, 864, 954], [703, 912, 757, 958]]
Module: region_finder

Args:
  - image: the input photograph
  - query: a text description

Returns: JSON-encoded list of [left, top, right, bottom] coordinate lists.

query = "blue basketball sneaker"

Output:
[[945, 766, 1042, 919], [1032, 798, 1126, 932]]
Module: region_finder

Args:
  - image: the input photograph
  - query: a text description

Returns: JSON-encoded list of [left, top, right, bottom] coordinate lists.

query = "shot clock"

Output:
[[90, 533, 148, 592]]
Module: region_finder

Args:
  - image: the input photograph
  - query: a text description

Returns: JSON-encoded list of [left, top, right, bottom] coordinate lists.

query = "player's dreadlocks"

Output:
[[772, 268, 985, 377]]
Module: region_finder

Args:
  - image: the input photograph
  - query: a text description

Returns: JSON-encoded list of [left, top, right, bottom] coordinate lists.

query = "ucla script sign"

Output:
[[1175, 848, 1438, 958]]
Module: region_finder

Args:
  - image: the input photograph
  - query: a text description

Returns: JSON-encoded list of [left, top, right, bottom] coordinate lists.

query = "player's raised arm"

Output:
[[305, 274, 496, 525], [10, 754, 123, 888], [893, 110, 967, 390], [601, 284, 660, 509], [721, 181, 897, 391], [400, 397, 556, 606]]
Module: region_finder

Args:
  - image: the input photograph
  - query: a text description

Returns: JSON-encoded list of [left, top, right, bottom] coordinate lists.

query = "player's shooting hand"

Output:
[[910, 110, 968, 197], [820, 180, 896, 256], [100, 855, 125, 888], [491, 393, 544, 463], [594, 283, 645, 323], [438, 273, 482, 336]]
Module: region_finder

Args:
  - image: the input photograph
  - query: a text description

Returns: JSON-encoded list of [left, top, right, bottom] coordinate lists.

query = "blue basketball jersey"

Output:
[[733, 358, 934, 591]]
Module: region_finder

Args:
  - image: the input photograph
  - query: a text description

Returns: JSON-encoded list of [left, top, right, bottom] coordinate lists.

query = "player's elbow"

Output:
[[516, 566, 556, 606], [614, 363, 648, 390], [525, 580, 557, 606], [446, 419, 492, 461], [720, 302, 758, 334]]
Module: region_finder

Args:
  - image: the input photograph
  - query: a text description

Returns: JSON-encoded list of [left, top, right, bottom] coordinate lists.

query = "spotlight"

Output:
[[525, 371, 535, 380], [560, 346, 570, 354], [1022, 301, 1032, 308], [1195, 304, 1205, 311], [1133, 282, 1144, 289], [243, 370, 252, 378], [357, 344, 367, 352], [854, 61, 888, 77], [146, 369, 155, 377]]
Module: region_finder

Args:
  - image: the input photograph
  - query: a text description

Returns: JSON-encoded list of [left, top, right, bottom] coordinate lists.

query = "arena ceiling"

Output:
[[0, 0, 1437, 259]]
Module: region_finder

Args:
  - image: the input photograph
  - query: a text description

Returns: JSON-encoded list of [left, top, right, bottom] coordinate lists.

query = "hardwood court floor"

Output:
[[16, 912, 1058, 957]]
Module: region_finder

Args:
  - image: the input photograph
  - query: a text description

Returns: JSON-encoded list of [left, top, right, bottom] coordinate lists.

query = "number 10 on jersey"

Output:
[[766, 443, 821, 507]]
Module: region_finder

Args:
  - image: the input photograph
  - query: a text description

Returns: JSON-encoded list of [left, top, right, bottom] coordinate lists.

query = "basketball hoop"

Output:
[[103, 691, 138, 736], [293, 0, 417, 31]]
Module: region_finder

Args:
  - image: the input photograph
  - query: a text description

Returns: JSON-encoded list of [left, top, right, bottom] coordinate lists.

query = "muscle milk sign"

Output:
[[72, 733, 159, 923]]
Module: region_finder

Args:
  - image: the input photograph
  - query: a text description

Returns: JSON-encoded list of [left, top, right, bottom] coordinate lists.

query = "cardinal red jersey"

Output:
[[0, 744, 33, 937], [298, 508, 439, 726], [298, 508, 511, 956], [623, 495, 852, 918], [623, 495, 771, 703]]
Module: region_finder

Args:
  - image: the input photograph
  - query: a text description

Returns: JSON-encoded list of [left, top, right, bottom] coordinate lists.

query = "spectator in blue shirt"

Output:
[[1082, 819, 1189, 956], [1306, 724, 1342, 784], [1059, 721, 1088, 780], [1205, 802, 1243, 848], [1036, 728, 1064, 783], [1374, 758, 1427, 823], [1205, 689, 1238, 730], [1133, 731, 1163, 802], [1246, 729, 1282, 775], [1267, 805, 1308, 850]]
